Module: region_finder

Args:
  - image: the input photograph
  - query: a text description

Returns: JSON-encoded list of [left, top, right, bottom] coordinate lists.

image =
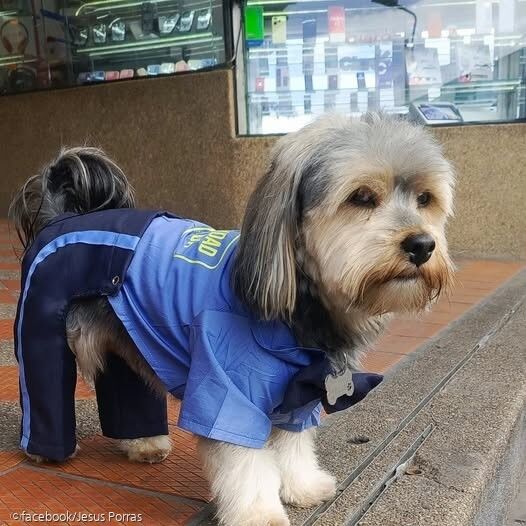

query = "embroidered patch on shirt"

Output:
[[173, 226, 240, 269]]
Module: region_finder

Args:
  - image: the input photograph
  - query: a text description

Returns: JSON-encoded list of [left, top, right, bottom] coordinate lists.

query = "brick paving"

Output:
[[0, 218, 522, 525]]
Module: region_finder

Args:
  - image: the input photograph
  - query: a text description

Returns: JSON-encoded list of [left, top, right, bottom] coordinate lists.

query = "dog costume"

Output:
[[15, 209, 382, 461]]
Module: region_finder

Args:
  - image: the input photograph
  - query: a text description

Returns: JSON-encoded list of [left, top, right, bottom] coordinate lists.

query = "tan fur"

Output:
[[14, 114, 456, 525]]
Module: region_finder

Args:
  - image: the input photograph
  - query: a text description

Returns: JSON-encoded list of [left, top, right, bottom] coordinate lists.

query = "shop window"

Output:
[[0, 0, 228, 94], [236, 0, 526, 133]]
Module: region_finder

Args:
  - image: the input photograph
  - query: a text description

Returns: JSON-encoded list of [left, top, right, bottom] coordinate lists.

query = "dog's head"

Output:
[[233, 112, 455, 321]]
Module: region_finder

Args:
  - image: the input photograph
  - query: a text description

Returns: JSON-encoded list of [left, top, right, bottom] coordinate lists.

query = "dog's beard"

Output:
[[335, 253, 453, 315], [305, 225, 455, 318]]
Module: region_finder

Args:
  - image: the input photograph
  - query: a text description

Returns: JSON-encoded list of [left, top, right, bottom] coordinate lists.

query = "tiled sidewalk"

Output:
[[0, 218, 523, 526]]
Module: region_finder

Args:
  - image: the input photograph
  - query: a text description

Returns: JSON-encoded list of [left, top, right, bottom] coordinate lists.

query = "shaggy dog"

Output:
[[10, 113, 455, 526]]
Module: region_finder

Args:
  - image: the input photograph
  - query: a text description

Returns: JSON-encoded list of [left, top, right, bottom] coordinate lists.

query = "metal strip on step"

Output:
[[303, 296, 524, 526], [345, 424, 434, 526]]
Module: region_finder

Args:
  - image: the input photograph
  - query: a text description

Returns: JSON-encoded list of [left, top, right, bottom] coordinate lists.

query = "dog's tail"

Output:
[[9, 147, 136, 254]]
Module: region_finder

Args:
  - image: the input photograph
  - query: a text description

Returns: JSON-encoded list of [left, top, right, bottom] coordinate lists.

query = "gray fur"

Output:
[[9, 147, 135, 253], [232, 112, 455, 368]]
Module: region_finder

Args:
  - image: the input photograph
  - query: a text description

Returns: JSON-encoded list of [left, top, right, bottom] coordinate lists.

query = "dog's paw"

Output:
[[280, 469, 337, 508], [218, 504, 290, 526], [25, 444, 80, 464], [118, 435, 171, 464]]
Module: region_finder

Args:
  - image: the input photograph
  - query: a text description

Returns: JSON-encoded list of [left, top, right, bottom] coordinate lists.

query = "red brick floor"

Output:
[[0, 217, 523, 525]]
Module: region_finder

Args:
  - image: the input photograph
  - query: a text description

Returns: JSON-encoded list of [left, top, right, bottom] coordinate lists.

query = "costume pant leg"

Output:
[[95, 353, 169, 439], [15, 209, 165, 461], [16, 332, 78, 462]]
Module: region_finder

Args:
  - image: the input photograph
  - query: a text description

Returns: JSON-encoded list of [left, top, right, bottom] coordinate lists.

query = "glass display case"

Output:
[[0, 0, 229, 94], [0, 0, 48, 94], [237, 0, 526, 134]]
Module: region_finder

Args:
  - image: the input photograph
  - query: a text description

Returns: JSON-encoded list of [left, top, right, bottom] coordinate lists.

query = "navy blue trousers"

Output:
[[15, 209, 169, 461]]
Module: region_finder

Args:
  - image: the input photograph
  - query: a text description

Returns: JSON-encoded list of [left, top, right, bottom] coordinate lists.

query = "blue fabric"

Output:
[[109, 216, 383, 448], [16, 210, 383, 458], [15, 209, 166, 460]]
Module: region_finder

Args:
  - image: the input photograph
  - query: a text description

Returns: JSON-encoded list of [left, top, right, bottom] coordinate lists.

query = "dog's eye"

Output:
[[417, 192, 432, 208], [348, 188, 377, 208]]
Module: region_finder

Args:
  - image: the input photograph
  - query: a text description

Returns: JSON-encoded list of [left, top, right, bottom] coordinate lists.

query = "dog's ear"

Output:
[[233, 135, 311, 321]]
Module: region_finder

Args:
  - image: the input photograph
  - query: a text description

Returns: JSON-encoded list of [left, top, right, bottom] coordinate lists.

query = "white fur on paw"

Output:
[[219, 506, 290, 526], [25, 452, 47, 463], [25, 444, 80, 464], [280, 469, 337, 508], [118, 435, 171, 464]]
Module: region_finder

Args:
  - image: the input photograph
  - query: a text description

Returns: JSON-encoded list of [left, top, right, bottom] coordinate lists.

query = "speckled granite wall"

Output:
[[0, 68, 238, 227], [0, 68, 524, 259]]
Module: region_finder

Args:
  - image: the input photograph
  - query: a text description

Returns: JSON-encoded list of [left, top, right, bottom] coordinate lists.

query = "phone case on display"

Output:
[[356, 71, 366, 89], [258, 57, 269, 76], [188, 59, 213, 69], [158, 14, 179, 35], [141, 3, 157, 34], [302, 19, 316, 44], [105, 71, 120, 80], [276, 50, 288, 67], [110, 20, 126, 41], [328, 74, 338, 90], [177, 11, 195, 32], [255, 77, 265, 92], [350, 91, 358, 111], [276, 67, 289, 90], [175, 60, 189, 71], [200, 58, 217, 68], [119, 69, 134, 79], [325, 47, 338, 72], [196, 9, 211, 30], [303, 51, 314, 74], [147, 64, 161, 75], [8, 66, 36, 93], [92, 24, 107, 44], [328, 5, 345, 43], [160, 62, 175, 74], [70, 26, 88, 46], [305, 74, 313, 92], [304, 95, 312, 113], [271, 16, 287, 44]]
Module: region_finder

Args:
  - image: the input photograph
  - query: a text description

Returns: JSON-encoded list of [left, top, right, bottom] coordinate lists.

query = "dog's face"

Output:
[[234, 112, 455, 321]]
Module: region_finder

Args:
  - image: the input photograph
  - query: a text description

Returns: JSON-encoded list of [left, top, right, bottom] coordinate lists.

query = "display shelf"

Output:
[[0, 0, 228, 93], [0, 0, 48, 94], [0, 53, 39, 67], [238, 0, 526, 133], [76, 32, 218, 55]]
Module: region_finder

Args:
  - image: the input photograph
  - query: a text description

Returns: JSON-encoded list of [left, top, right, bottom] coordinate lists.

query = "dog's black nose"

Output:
[[401, 234, 435, 267]]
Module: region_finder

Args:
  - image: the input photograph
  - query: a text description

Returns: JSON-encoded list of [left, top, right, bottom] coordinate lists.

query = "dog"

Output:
[[10, 112, 455, 526]]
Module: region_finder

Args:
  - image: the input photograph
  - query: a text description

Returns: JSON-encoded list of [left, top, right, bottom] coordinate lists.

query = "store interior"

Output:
[[1, 0, 525, 134]]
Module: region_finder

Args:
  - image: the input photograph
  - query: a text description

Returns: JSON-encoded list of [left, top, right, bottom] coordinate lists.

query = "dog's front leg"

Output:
[[198, 438, 289, 526], [269, 428, 336, 508]]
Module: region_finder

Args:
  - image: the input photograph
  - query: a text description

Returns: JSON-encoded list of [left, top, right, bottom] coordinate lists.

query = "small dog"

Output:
[[10, 113, 455, 526]]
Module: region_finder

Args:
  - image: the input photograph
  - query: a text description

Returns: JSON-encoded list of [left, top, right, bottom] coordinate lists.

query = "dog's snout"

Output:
[[401, 234, 435, 267]]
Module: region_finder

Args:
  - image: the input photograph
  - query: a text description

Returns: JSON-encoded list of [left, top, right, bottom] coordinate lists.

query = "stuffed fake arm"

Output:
[[278, 360, 383, 415]]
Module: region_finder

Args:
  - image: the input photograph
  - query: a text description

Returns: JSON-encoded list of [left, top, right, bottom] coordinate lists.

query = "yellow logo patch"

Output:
[[174, 227, 239, 269]]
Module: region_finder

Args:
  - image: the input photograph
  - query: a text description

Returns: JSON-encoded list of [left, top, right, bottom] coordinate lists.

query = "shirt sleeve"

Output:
[[277, 360, 384, 415], [177, 310, 273, 448]]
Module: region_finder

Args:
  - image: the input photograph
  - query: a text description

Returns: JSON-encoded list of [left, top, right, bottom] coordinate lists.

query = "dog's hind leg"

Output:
[[66, 298, 171, 464]]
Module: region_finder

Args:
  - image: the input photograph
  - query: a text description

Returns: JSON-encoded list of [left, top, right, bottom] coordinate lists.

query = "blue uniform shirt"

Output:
[[16, 209, 382, 457], [108, 216, 331, 447]]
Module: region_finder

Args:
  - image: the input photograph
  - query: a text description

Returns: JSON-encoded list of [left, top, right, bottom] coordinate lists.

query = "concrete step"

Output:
[[196, 268, 526, 526]]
